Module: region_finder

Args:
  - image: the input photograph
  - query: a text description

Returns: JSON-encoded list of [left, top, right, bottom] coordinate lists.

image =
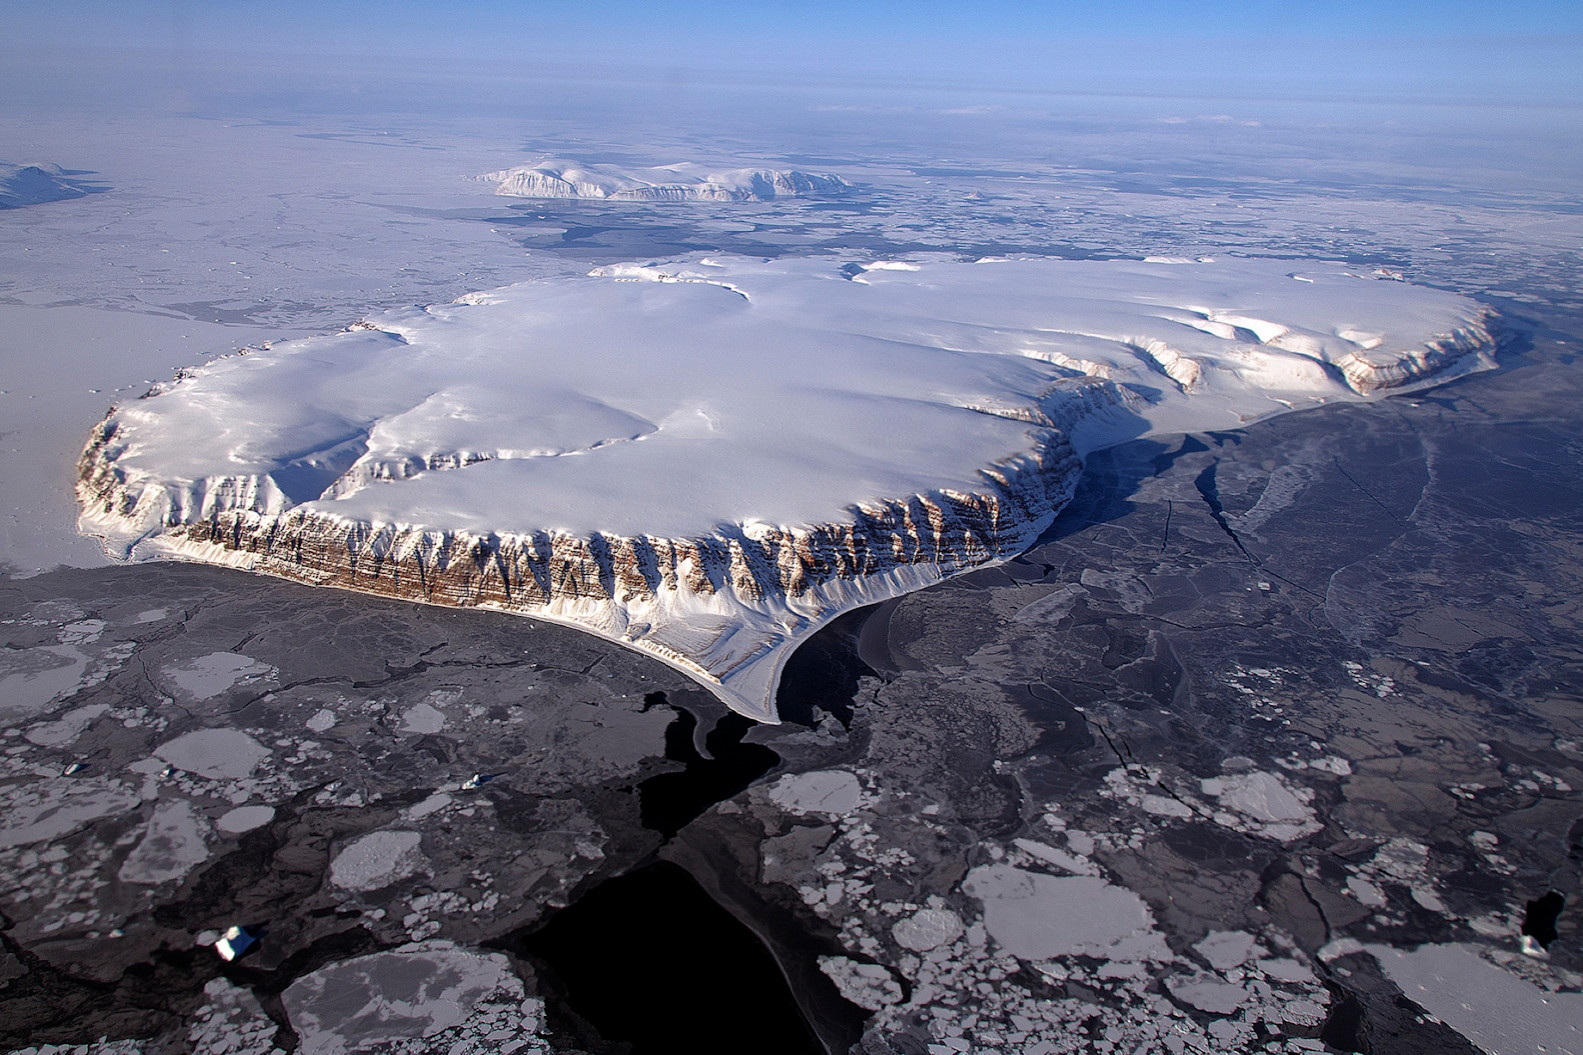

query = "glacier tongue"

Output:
[[76, 255, 1495, 721]]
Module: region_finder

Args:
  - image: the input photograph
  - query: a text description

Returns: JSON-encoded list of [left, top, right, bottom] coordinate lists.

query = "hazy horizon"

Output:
[[5, 0, 1581, 111]]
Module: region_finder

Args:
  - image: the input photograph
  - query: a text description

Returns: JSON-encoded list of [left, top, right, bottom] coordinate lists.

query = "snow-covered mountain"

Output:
[[481, 159, 852, 201], [77, 255, 1495, 721], [0, 162, 91, 209]]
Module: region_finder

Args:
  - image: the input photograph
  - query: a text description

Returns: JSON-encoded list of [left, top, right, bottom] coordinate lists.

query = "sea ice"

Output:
[[0, 777, 139, 850], [1195, 930, 1259, 970], [399, 702, 446, 735], [77, 255, 1495, 721], [25, 702, 111, 747], [962, 865, 1165, 962], [282, 941, 524, 1055], [817, 955, 905, 1009], [217, 804, 277, 834], [768, 769, 865, 817], [1367, 942, 1583, 1055], [1166, 972, 1249, 1014], [330, 830, 426, 892], [118, 799, 211, 885], [0, 644, 90, 719], [0, 301, 290, 574], [154, 728, 271, 780], [162, 652, 275, 701], [892, 907, 966, 951], [1199, 769, 1321, 840]]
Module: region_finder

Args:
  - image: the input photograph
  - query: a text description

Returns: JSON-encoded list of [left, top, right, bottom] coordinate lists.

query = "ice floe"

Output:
[[329, 829, 426, 892], [154, 729, 271, 781], [1367, 941, 1583, 1055], [282, 941, 547, 1055]]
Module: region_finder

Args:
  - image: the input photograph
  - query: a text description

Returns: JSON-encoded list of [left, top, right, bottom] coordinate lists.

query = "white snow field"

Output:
[[77, 255, 1494, 721], [482, 158, 851, 201]]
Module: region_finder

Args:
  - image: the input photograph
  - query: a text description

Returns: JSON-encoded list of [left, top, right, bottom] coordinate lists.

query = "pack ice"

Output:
[[77, 256, 1495, 721], [481, 158, 851, 201]]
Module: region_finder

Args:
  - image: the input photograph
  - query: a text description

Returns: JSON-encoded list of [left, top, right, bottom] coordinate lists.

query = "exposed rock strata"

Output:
[[1332, 326, 1497, 393], [77, 407, 1098, 720]]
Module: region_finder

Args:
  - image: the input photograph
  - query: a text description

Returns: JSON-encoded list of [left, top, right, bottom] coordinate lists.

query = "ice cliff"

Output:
[[77, 256, 1495, 721], [481, 159, 851, 202]]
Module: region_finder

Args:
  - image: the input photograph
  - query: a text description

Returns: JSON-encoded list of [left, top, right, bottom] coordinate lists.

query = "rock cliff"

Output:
[[78, 421, 1086, 718]]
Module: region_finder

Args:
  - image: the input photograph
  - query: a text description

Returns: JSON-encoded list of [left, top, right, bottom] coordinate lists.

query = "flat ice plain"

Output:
[[77, 255, 1492, 720]]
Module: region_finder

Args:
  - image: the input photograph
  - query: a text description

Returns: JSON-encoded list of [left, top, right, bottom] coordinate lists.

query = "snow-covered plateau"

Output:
[[481, 158, 851, 201], [76, 255, 1495, 721]]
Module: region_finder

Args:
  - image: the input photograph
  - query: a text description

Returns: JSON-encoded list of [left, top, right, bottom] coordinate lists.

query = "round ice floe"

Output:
[[892, 907, 965, 951], [218, 804, 276, 833], [154, 728, 270, 780], [0, 643, 90, 719]]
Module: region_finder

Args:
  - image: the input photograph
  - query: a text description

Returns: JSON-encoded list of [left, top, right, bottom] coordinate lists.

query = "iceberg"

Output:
[[76, 256, 1495, 721], [214, 925, 262, 962], [481, 159, 851, 202]]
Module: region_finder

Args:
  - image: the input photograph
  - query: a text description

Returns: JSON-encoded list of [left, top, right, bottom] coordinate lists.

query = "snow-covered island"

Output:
[[0, 162, 92, 209], [77, 256, 1495, 721], [480, 158, 852, 201]]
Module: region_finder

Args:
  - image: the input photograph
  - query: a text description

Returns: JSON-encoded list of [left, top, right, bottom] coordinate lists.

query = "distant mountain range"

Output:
[[480, 159, 851, 202]]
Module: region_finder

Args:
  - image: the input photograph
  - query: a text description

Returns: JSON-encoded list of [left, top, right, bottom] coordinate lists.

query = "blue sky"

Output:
[[5, 0, 1581, 102], [14, 0, 1580, 42]]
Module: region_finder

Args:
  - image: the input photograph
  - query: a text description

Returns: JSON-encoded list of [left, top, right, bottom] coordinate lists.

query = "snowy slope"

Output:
[[0, 162, 90, 209], [481, 159, 851, 201], [77, 255, 1495, 720]]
